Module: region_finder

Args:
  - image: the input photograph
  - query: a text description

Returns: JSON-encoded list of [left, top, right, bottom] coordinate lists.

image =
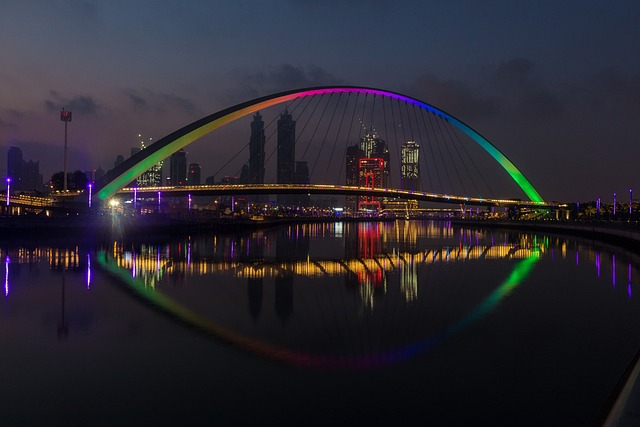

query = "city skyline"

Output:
[[1, 1, 639, 202]]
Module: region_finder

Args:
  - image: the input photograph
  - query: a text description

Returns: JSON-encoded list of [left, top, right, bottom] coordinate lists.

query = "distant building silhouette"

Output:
[[188, 162, 201, 185], [249, 112, 266, 185], [277, 110, 296, 206], [7, 146, 23, 190], [114, 154, 124, 169], [94, 167, 105, 182], [22, 160, 44, 193], [345, 144, 363, 211], [169, 149, 187, 186], [294, 160, 310, 207], [7, 146, 44, 193]]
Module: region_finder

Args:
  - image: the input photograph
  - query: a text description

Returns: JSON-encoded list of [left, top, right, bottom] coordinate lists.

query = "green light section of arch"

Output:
[[446, 117, 543, 203], [97, 87, 543, 202]]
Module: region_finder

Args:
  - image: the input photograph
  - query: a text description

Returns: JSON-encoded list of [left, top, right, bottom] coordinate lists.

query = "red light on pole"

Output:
[[60, 109, 72, 122]]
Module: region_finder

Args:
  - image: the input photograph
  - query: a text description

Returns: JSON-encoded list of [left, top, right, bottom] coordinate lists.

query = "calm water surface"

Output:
[[2, 220, 640, 425]]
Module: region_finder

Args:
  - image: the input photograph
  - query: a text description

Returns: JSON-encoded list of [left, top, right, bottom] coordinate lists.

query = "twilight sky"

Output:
[[1, 0, 639, 202]]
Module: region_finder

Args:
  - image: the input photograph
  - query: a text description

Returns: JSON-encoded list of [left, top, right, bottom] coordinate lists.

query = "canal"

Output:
[[1, 220, 638, 425]]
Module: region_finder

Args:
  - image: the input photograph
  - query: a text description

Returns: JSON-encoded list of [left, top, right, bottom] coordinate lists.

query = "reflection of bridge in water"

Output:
[[111, 242, 545, 306], [113, 243, 543, 281]]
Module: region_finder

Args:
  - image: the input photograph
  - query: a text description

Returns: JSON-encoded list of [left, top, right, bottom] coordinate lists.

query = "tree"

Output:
[[49, 170, 88, 191]]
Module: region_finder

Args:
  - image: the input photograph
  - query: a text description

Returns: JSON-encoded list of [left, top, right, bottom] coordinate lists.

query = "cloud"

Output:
[[0, 115, 14, 130], [0, 109, 24, 133], [409, 73, 498, 121], [226, 64, 344, 103], [125, 89, 197, 116], [494, 58, 535, 89], [589, 68, 640, 116], [44, 91, 101, 116]]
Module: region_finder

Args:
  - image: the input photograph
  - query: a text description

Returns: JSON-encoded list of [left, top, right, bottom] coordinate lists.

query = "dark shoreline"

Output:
[[0, 214, 403, 242], [451, 218, 640, 253]]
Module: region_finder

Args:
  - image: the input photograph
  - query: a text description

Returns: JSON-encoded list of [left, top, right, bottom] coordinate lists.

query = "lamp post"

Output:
[[60, 108, 72, 192], [5, 177, 10, 207], [5, 177, 10, 215]]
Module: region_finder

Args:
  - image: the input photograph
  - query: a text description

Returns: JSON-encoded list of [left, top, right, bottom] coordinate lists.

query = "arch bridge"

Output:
[[116, 183, 553, 208], [96, 86, 551, 208]]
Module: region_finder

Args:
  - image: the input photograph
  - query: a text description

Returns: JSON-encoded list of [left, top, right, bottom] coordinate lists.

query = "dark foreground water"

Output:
[[2, 220, 640, 426]]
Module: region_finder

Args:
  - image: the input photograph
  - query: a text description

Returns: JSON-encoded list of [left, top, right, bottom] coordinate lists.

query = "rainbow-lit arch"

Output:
[[96, 86, 543, 202]]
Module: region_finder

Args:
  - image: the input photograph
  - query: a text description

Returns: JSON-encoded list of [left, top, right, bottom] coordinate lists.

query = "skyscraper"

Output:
[[347, 128, 390, 211], [401, 140, 420, 191], [170, 149, 187, 186], [188, 162, 201, 185], [294, 161, 310, 207], [133, 135, 163, 187], [358, 129, 390, 188], [358, 158, 385, 211], [7, 146, 23, 191], [345, 144, 363, 211], [22, 160, 43, 192], [7, 146, 44, 193], [249, 112, 265, 185], [277, 110, 296, 206]]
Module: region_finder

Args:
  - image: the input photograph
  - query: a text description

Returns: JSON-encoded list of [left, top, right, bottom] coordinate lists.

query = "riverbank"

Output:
[[0, 213, 402, 240], [452, 219, 640, 252]]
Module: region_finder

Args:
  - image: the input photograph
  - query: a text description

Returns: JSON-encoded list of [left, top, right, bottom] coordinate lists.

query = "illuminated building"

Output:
[[401, 140, 419, 191], [358, 158, 385, 211], [344, 129, 390, 212], [358, 128, 389, 188], [133, 135, 163, 187]]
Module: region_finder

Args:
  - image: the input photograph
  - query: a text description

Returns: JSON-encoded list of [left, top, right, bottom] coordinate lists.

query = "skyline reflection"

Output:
[[2, 220, 640, 367], [2, 221, 639, 302]]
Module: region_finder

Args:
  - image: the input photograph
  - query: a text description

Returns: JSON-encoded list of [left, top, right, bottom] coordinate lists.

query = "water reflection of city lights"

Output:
[[86, 253, 91, 289], [4, 255, 9, 296]]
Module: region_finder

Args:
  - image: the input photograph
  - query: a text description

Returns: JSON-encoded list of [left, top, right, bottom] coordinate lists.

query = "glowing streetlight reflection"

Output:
[[4, 255, 9, 296]]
